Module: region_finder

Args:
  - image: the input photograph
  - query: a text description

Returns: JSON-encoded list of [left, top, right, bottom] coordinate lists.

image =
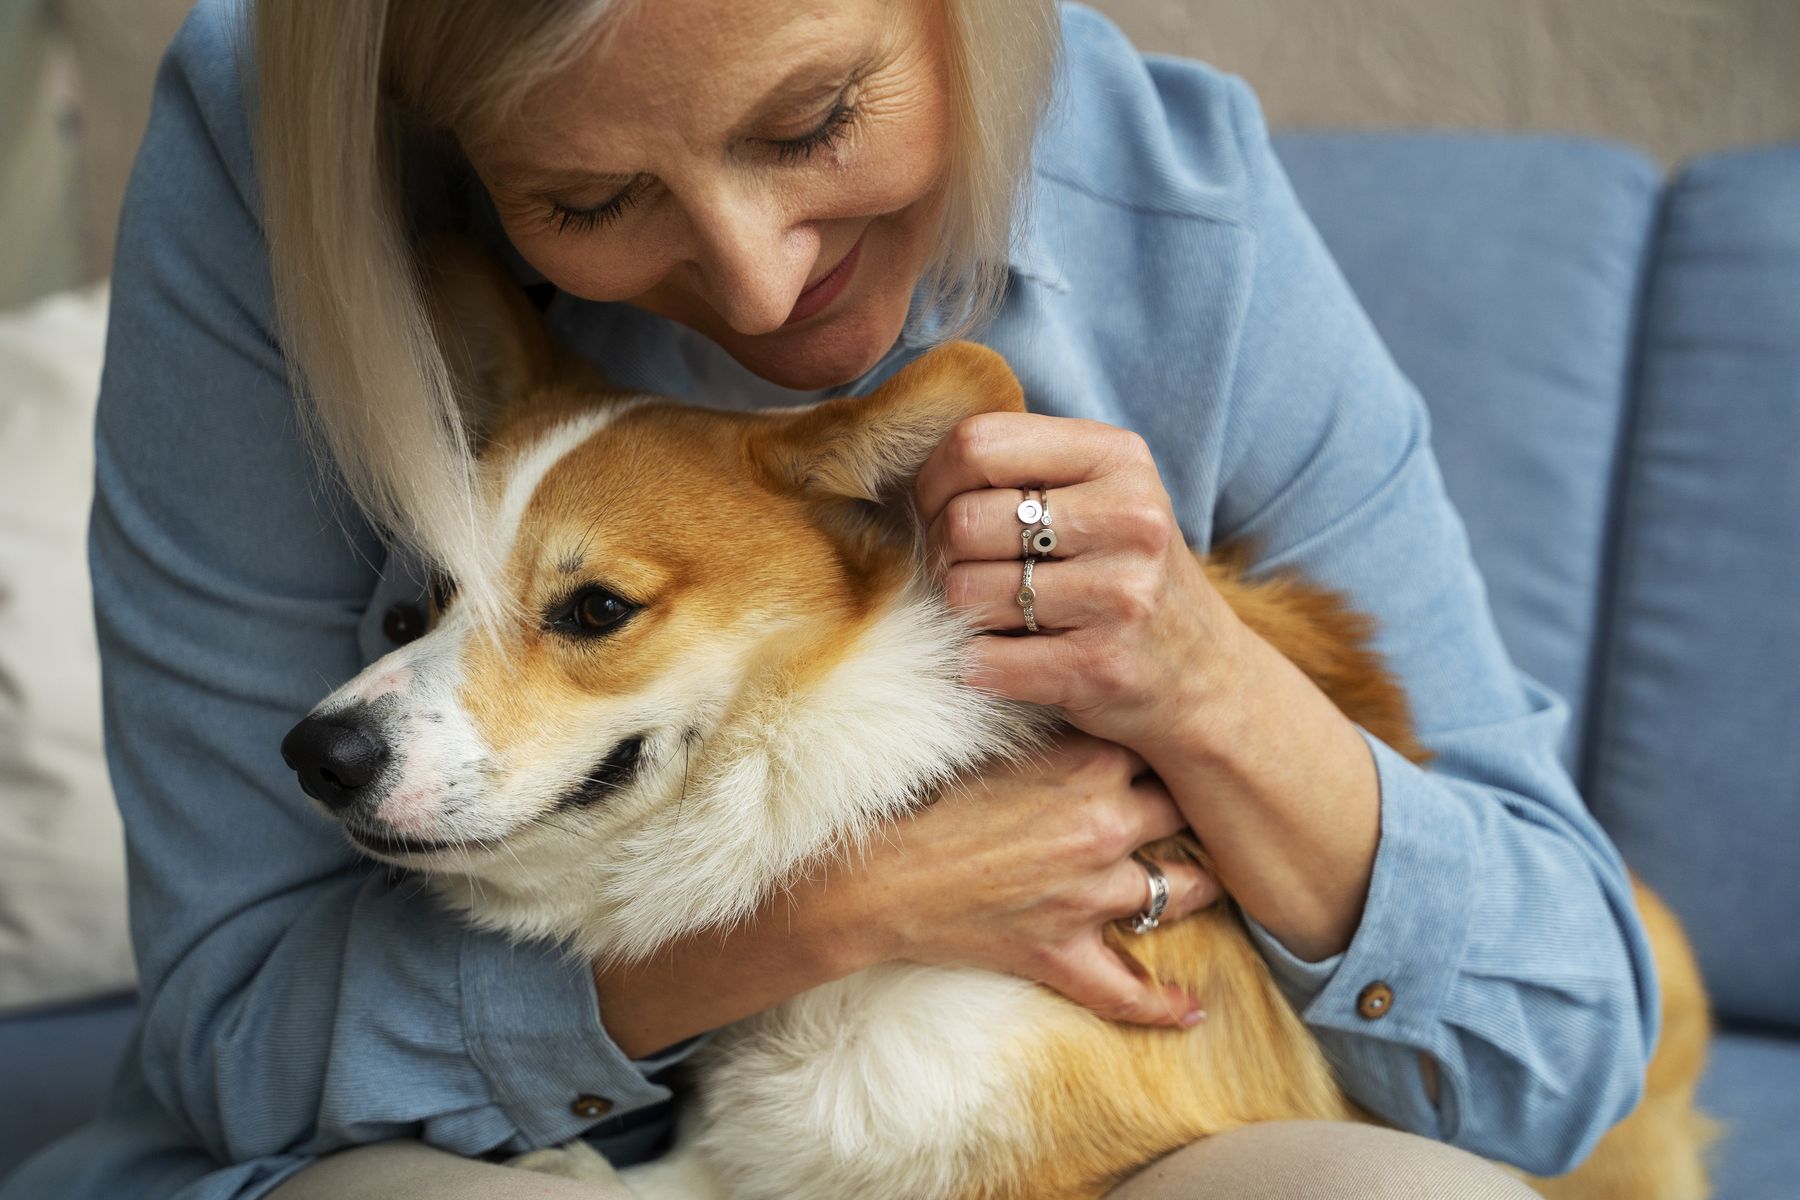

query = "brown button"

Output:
[[1357, 981, 1395, 1020], [570, 1094, 613, 1120]]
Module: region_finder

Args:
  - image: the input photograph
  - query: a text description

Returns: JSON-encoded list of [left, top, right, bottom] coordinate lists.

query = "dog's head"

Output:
[[280, 242, 1040, 956]]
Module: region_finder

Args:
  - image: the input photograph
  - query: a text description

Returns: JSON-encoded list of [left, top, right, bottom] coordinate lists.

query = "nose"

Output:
[[687, 192, 815, 334], [281, 713, 390, 812]]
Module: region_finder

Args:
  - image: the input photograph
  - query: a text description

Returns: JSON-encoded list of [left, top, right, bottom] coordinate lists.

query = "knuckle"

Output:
[[944, 414, 996, 468], [1117, 499, 1175, 552], [1113, 429, 1155, 470], [1080, 646, 1136, 700], [1074, 806, 1132, 862]]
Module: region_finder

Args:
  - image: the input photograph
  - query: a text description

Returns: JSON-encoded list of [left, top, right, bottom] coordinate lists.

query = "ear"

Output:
[[754, 341, 1027, 504], [419, 235, 602, 436]]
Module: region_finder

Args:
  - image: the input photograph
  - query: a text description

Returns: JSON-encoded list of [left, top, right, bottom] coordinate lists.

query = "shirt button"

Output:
[[570, 1094, 614, 1120], [1357, 981, 1395, 1020], [382, 603, 426, 645]]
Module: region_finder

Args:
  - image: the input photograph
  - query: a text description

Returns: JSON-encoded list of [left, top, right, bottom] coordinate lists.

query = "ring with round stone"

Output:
[[1017, 487, 1058, 559], [1016, 486, 1045, 527], [1016, 557, 1039, 633]]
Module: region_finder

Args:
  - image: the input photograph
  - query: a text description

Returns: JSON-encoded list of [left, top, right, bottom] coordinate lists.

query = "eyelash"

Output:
[[544, 95, 862, 235]]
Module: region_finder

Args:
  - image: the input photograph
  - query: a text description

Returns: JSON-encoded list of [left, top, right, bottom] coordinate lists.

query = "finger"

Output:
[[1102, 854, 1220, 924], [945, 557, 1092, 632], [925, 480, 1105, 572], [1041, 935, 1206, 1029], [915, 413, 1148, 530]]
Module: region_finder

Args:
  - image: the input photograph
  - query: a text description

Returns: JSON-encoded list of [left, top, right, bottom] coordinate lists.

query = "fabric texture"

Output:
[[0, 284, 134, 1015], [1584, 146, 1800, 1032], [263, 1122, 1542, 1200], [1272, 134, 1661, 769], [1, 3, 1657, 1197], [1106, 1120, 1540, 1199]]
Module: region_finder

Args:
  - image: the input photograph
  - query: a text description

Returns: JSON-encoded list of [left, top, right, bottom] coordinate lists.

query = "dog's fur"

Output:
[[294, 246, 1713, 1199]]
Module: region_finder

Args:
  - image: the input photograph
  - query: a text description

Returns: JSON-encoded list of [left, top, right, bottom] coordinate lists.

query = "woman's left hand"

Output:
[[915, 411, 1241, 755]]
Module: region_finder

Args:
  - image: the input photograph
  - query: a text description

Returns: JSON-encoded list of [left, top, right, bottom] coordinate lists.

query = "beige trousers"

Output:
[[270, 1121, 1540, 1199]]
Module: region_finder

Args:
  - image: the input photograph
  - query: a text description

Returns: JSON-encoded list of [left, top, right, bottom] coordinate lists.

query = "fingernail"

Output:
[[1181, 1008, 1208, 1027]]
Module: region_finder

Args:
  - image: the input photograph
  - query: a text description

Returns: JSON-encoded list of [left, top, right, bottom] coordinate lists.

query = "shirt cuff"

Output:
[[458, 926, 702, 1150], [1299, 729, 1480, 1042]]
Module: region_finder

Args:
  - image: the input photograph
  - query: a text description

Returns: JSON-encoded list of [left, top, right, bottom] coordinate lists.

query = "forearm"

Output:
[[594, 883, 873, 1059], [1137, 595, 1381, 962]]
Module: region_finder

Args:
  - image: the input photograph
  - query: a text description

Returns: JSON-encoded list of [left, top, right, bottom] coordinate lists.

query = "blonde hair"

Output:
[[253, 0, 1060, 592]]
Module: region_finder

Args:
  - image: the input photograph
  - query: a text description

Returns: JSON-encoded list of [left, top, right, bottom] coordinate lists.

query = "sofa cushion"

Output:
[[0, 284, 135, 1016], [1586, 146, 1800, 1031], [0, 993, 136, 1183], [1696, 1026, 1800, 1200], [1274, 134, 1661, 771]]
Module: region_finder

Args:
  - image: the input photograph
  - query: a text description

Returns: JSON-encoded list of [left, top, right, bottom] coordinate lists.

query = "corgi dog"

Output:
[[281, 245, 1713, 1200]]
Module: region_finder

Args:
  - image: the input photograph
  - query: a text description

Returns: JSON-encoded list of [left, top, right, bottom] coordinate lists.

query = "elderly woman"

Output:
[[0, 0, 1652, 1197]]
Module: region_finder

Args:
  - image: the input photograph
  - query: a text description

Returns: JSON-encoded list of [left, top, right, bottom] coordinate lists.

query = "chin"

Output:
[[726, 305, 911, 391]]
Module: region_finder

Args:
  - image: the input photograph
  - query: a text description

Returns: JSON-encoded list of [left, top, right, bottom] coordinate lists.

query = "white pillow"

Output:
[[0, 283, 135, 1014]]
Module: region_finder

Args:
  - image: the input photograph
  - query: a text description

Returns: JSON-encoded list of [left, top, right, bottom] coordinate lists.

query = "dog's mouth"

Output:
[[342, 826, 485, 860], [339, 733, 652, 862], [551, 734, 648, 812]]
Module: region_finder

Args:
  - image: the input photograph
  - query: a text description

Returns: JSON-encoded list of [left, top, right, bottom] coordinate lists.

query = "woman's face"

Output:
[[462, 0, 955, 391]]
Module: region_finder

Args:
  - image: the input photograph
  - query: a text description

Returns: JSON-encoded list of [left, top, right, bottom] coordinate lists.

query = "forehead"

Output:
[[484, 0, 892, 165]]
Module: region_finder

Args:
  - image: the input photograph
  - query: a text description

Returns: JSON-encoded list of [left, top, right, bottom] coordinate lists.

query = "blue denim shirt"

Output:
[[2, 3, 1658, 1196]]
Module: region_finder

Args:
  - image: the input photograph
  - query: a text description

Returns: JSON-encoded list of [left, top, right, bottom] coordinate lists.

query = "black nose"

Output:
[[281, 714, 390, 812]]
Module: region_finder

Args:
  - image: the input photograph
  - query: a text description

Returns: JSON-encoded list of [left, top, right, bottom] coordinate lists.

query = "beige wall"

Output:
[[1092, 0, 1800, 166], [3, 0, 1799, 306]]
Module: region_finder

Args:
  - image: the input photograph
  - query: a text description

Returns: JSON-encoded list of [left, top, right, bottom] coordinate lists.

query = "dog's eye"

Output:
[[557, 587, 637, 636]]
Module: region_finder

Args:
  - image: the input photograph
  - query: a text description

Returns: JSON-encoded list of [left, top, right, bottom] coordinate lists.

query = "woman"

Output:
[[1, 0, 1652, 1196]]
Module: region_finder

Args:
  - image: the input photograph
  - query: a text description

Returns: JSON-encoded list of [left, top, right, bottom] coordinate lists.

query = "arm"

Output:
[[98, 7, 703, 1165], [1161, 77, 1659, 1176], [915, 70, 1657, 1177]]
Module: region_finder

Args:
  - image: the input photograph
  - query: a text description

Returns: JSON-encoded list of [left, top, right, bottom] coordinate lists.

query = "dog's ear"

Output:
[[753, 341, 1026, 504], [420, 235, 603, 437]]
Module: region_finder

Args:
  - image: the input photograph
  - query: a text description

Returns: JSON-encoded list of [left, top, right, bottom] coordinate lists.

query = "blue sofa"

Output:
[[3, 132, 1795, 1196]]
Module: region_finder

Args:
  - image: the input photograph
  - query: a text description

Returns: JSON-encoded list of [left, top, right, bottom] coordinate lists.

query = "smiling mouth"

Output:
[[784, 232, 865, 326]]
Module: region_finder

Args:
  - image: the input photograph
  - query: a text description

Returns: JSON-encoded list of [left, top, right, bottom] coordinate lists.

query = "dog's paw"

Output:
[[510, 1139, 627, 1184]]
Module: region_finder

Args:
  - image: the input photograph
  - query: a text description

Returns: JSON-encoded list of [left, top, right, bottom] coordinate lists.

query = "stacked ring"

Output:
[[1016, 487, 1052, 633]]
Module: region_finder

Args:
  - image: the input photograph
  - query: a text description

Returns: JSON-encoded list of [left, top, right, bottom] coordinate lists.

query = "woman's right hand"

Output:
[[594, 733, 1218, 1058], [833, 732, 1221, 1027]]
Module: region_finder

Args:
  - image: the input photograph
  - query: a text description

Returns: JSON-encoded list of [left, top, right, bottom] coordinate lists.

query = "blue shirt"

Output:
[[2, 2, 1657, 1196]]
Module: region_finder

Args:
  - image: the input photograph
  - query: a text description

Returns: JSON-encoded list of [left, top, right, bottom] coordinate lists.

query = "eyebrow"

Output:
[[485, 46, 876, 193]]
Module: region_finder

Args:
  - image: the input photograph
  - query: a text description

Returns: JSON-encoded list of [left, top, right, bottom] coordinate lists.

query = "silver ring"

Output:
[[1128, 857, 1169, 934], [1016, 557, 1039, 633]]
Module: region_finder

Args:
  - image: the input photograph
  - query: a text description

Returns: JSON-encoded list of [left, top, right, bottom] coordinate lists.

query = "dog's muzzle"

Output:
[[281, 708, 391, 813]]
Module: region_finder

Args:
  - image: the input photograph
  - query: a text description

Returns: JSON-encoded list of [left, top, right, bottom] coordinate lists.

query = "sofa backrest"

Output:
[[1275, 133, 1661, 770], [1582, 147, 1800, 1033], [1276, 134, 1800, 1033]]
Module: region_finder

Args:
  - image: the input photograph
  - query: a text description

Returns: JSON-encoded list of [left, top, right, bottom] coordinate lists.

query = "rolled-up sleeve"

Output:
[[1209, 75, 1658, 1177], [84, 3, 694, 1183]]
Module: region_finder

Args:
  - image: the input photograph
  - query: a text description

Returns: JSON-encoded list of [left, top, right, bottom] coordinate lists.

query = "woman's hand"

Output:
[[840, 733, 1219, 1027], [593, 734, 1219, 1057], [915, 413, 1237, 756]]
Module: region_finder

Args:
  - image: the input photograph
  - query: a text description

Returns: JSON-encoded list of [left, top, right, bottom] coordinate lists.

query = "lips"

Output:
[[784, 232, 865, 326]]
